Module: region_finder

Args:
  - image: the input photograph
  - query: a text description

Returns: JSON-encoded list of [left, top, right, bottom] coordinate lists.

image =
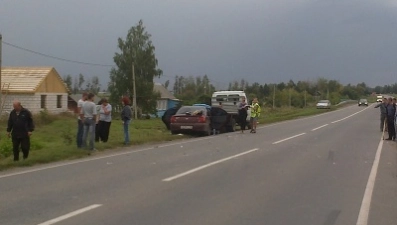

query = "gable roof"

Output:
[[153, 83, 178, 100], [1, 67, 68, 93]]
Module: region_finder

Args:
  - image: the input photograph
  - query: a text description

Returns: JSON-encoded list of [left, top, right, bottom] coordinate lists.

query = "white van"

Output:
[[211, 91, 251, 131]]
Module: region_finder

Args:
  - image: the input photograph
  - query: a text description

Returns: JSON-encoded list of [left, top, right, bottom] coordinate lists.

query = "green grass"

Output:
[[258, 106, 335, 124], [0, 104, 351, 171], [0, 113, 185, 171]]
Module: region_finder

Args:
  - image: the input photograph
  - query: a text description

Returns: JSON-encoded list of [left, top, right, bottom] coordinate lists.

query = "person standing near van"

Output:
[[238, 97, 248, 133], [250, 98, 261, 133]]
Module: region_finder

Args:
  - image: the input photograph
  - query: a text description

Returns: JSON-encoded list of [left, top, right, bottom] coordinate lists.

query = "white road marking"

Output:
[[163, 148, 259, 182], [256, 104, 356, 130], [0, 135, 217, 179], [331, 106, 369, 124], [272, 133, 306, 144], [311, 124, 328, 131], [355, 137, 384, 225], [37, 204, 102, 225]]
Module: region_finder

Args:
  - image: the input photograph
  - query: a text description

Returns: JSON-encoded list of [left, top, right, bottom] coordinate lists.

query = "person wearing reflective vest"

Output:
[[250, 98, 261, 133]]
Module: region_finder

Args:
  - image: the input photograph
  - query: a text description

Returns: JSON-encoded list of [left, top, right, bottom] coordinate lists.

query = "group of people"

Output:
[[238, 97, 261, 133], [375, 97, 396, 141], [5, 93, 134, 161], [76, 93, 133, 151]]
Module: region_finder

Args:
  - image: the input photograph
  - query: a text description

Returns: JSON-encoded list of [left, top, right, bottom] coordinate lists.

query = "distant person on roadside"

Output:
[[76, 92, 88, 148], [385, 97, 396, 140], [97, 98, 112, 143], [7, 100, 35, 161], [121, 97, 132, 145], [80, 93, 97, 151], [238, 97, 249, 133], [374, 97, 388, 132], [250, 98, 261, 133]]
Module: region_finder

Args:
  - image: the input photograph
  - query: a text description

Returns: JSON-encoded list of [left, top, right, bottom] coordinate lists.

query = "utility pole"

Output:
[[272, 84, 275, 109], [132, 61, 137, 119], [289, 88, 291, 108]]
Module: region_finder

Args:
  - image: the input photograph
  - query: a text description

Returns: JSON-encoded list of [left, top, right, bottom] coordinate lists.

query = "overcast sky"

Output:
[[1, 0, 396, 90]]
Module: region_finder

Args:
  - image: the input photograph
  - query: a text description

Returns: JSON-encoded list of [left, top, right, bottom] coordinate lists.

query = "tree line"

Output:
[[62, 19, 397, 115], [63, 73, 102, 95]]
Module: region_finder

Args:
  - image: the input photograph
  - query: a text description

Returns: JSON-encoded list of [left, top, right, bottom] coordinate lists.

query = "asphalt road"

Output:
[[0, 104, 396, 225]]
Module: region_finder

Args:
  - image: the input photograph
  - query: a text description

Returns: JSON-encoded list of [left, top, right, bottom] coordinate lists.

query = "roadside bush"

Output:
[[61, 126, 74, 145], [34, 109, 57, 126], [0, 138, 13, 158]]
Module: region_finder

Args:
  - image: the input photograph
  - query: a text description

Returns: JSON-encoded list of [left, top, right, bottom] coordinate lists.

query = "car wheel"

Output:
[[226, 118, 236, 132]]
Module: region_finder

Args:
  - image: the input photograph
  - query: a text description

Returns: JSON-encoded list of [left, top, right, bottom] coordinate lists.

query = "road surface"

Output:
[[0, 104, 396, 225]]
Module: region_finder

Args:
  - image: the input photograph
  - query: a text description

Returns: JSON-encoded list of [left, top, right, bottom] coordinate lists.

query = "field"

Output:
[[0, 105, 344, 171]]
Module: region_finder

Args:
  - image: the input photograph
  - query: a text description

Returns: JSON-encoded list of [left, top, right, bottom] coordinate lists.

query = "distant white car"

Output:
[[316, 100, 331, 109]]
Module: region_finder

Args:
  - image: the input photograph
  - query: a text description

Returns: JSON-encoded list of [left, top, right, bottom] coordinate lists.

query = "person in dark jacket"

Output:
[[6, 100, 35, 161], [121, 97, 132, 145], [374, 98, 388, 132], [385, 97, 396, 140], [238, 97, 249, 133]]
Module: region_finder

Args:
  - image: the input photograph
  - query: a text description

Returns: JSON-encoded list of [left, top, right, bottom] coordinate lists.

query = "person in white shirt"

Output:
[[76, 92, 88, 148], [96, 98, 112, 143], [80, 93, 97, 151]]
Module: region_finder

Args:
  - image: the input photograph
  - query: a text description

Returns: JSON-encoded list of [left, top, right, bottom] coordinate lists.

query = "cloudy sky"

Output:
[[1, 0, 396, 90]]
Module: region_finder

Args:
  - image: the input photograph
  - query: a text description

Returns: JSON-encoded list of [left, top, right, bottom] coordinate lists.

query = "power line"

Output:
[[2, 40, 114, 67], [3, 40, 229, 87]]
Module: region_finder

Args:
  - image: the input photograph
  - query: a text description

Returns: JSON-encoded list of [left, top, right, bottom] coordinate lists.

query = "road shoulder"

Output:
[[368, 140, 397, 225]]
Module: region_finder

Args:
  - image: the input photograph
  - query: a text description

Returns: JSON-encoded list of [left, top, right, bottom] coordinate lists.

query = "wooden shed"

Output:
[[1, 67, 70, 114]]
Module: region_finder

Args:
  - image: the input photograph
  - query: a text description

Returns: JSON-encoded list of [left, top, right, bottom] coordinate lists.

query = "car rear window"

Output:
[[176, 106, 207, 115]]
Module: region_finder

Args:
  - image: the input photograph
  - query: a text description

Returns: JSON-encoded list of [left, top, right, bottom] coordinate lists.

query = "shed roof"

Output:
[[153, 83, 178, 100], [1, 67, 67, 93]]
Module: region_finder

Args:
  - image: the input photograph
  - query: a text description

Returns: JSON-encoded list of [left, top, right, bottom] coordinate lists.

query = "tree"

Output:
[[78, 74, 85, 91], [109, 20, 163, 115], [72, 76, 79, 94], [85, 76, 101, 94], [63, 75, 73, 93], [164, 80, 170, 89]]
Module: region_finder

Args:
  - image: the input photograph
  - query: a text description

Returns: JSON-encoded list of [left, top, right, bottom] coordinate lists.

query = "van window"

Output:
[[228, 94, 240, 102], [215, 95, 227, 102]]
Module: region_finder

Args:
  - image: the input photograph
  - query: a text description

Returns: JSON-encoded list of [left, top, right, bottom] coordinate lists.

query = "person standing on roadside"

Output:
[[80, 93, 97, 151], [121, 97, 132, 145], [76, 92, 88, 148], [97, 98, 112, 143], [238, 97, 248, 133], [385, 97, 396, 140], [250, 98, 261, 133], [374, 97, 388, 132], [7, 100, 35, 161]]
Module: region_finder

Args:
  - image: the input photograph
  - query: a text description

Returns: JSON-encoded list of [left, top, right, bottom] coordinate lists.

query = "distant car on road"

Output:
[[358, 99, 368, 106], [316, 100, 331, 109]]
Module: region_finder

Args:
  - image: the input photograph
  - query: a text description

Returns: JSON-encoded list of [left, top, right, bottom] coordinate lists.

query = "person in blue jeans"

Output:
[[76, 92, 88, 148], [80, 93, 97, 151], [121, 97, 132, 145]]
